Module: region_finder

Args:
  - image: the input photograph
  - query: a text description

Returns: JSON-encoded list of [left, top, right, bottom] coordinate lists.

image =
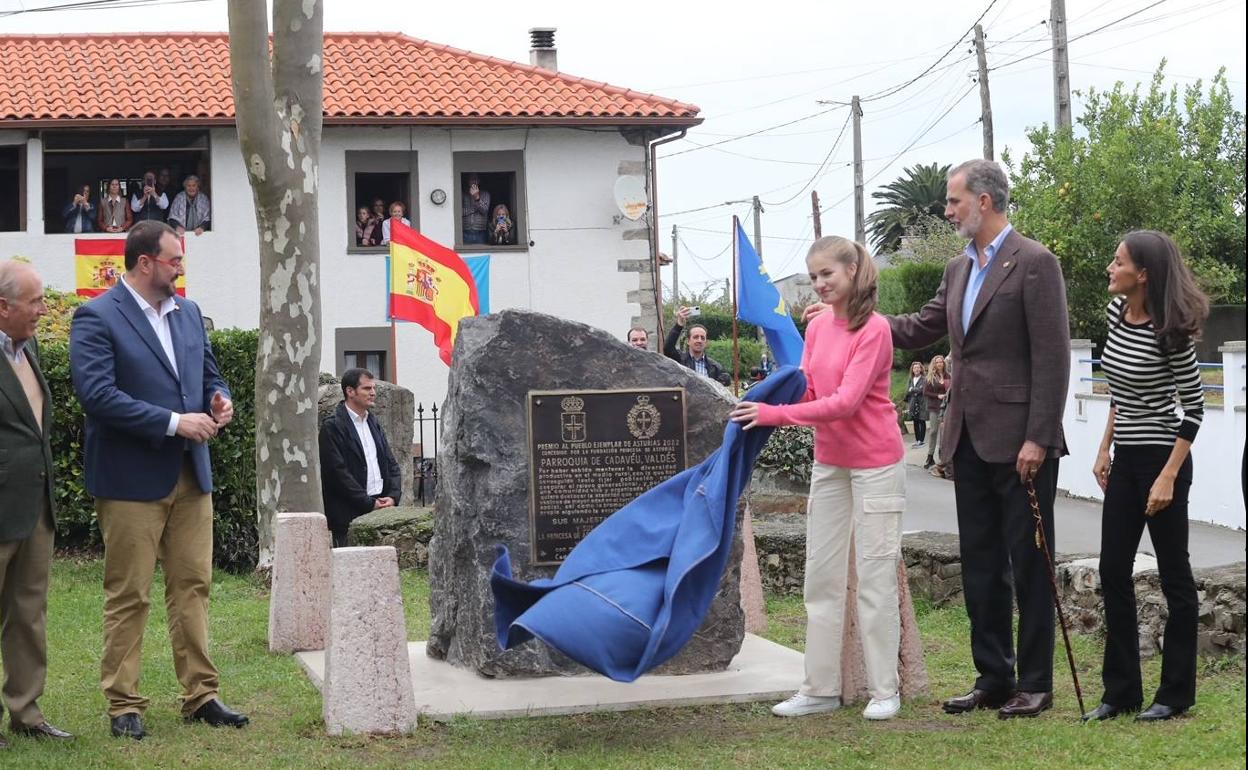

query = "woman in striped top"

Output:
[[1084, 230, 1209, 724]]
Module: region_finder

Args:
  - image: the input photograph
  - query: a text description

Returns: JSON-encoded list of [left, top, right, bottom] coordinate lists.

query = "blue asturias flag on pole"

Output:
[[735, 219, 804, 368]]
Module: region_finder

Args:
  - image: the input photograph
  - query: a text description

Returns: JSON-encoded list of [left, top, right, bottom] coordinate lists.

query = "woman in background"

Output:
[[904, 361, 927, 448], [923, 355, 952, 472]]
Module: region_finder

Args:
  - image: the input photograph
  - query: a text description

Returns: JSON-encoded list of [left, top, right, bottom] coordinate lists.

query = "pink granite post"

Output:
[[268, 512, 331, 653], [740, 502, 769, 634], [323, 546, 417, 735]]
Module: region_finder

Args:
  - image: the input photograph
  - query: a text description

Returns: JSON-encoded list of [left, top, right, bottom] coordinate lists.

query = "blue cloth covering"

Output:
[[491, 366, 807, 682]]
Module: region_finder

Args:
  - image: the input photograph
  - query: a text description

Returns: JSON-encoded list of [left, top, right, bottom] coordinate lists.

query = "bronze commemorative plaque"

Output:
[[527, 388, 688, 565]]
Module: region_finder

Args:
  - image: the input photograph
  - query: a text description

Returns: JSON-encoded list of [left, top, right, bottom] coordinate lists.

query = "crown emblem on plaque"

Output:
[[560, 396, 587, 443], [626, 394, 661, 440]]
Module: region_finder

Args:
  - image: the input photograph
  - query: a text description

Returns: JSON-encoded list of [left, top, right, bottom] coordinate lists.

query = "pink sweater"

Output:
[[754, 311, 904, 468]]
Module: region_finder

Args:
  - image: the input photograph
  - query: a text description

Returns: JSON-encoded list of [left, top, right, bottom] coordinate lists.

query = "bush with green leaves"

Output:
[[1005, 64, 1245, 344], [42, 314, 260, 572], [756, 426, 815, 484], [877, 258, 949, 369], [705, 337, 762, 378]]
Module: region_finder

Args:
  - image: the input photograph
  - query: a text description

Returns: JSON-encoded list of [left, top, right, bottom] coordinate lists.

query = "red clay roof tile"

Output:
[[0, 32, 700, 127]]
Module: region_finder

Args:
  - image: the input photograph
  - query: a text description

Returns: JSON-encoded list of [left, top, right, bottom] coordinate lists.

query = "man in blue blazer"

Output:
[[70, 221, 248, 740]]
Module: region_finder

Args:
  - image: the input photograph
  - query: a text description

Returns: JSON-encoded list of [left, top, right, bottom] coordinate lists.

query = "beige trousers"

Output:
[[0, 504, 53, 728], [800, 460, 906, 701], [97, 461, 219, 717]]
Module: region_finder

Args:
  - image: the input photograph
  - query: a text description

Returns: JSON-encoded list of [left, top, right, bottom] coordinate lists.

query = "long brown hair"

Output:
[[808, 236, 878, 331], [1119, 230, 1209, 353], [926, 354, 948, 385]]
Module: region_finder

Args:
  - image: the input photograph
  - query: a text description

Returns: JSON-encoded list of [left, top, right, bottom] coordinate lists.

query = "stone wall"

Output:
[[318, 378, 415, 506], [348, 506, 434, 571], [754, 511, 1247, 658]]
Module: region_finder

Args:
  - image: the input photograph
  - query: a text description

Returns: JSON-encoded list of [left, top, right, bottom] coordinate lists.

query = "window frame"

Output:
[[451, 150, 527, 252], [345, 150, 419, 255], [335, 326, 394, 382]]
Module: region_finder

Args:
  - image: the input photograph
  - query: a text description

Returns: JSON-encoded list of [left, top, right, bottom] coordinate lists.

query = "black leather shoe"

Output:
[[1136, 702, 1188, 721], [1082, 702, 1140, 722], [186, 699, 249, 728], [998, 690, 1054, 719], [942, 688, 1013, 714], [12, 721, 74, 740], [110, 713, 146, 740]]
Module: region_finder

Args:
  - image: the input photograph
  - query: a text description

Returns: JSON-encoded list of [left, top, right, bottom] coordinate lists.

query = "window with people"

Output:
[[346, 153, 418, 252], [41, 130, 211, 235], [453, 151, 525, 250]]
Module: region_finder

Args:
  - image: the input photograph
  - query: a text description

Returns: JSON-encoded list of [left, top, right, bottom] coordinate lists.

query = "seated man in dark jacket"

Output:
[[318, 368, 402, 546], [663, 306, 731, 385]]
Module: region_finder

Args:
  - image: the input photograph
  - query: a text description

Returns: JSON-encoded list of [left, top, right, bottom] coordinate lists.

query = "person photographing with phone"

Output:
[[663, 306, 730, 385]]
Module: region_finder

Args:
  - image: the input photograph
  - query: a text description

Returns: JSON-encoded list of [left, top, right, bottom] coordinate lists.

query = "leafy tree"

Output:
[[867, 163, 950, 253], [1005, 64, 1245, 344]]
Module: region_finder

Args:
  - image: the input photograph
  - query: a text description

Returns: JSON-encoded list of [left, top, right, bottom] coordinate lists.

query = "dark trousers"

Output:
[[911, 419, 927, 443], [1099, 445, 1196, 709], [331, 529, 350, 548], [953, 427, 1057, 693]]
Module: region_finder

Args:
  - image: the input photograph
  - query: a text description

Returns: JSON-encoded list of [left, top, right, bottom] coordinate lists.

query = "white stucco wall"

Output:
[[1060, 340, 1246, 530], [2, 125, 652, 410]]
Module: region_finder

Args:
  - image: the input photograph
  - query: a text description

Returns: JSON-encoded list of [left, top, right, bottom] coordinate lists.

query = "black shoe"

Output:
[[110, 713, 146, 740], [11, 721, 74, 741], [1136, 702, 1188, 722], [186, 699, 249, 728], [923, 459, 935, 469], [942, 688, 1013, 713], [1082, 702, 1140, 722]]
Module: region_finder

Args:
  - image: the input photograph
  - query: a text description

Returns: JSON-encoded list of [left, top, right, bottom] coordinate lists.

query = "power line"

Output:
[[760, 112, 853, 207], [856, 0, 1002, 104], [991, 0, 1173, 71], [0, 0, 210, 15], [660, 105, 846, 158]]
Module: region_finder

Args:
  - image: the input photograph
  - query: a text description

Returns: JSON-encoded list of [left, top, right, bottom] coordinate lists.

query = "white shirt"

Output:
[[130, 191, 169, 212], [120, 274, 182, 436], [347, 404, 384, 496]]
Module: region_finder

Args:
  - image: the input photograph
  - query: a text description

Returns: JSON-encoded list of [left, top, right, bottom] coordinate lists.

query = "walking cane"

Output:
[[1027, 478, 1086, 716]]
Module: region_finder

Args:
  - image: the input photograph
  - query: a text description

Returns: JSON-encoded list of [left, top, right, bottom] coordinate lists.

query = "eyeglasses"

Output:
[[147, 255, 184, 269]]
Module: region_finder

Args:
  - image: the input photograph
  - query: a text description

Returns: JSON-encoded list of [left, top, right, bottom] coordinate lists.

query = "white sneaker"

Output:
[[863, 694, 902, 720], [771, 693, 842, 717]]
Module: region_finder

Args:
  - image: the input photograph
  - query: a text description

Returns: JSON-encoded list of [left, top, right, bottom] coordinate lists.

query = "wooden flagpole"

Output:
[[731, 216, 740, 394]]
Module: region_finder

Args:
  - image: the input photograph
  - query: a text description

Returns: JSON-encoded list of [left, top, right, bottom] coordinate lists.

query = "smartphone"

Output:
[[688, 306, 701, 317]]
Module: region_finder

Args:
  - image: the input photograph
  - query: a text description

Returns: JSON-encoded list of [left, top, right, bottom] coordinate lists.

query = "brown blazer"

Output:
[[889, 228, 1070, 465]]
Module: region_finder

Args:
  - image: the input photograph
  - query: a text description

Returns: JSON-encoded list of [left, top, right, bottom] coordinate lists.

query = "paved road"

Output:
[[898, 446, 1246, 569]]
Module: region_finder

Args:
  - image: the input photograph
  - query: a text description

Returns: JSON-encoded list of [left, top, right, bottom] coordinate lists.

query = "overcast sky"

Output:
[[3, 0, 1244, 293]]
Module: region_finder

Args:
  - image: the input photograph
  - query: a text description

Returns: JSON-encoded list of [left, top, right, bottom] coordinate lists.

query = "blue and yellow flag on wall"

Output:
[[735, 220, 804, 368]]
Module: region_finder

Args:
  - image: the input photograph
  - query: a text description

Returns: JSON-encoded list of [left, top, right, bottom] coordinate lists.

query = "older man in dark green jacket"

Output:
[[0, 260, 73, 747]]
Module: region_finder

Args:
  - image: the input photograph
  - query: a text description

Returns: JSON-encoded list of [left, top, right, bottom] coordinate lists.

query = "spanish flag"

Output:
[[75, 237, 186, 297], [388, 220, 480, 365]]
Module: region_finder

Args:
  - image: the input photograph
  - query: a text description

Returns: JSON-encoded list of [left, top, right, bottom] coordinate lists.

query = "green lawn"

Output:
[[7, 558, 1243, 769]]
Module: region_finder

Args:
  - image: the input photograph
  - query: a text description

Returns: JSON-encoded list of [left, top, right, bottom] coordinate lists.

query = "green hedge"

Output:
[[44, 329, 260, 572], [878, 261, 949, 369]]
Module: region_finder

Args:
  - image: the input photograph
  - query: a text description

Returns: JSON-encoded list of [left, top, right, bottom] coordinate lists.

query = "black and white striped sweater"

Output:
[[1100, 296, 1204, 447]]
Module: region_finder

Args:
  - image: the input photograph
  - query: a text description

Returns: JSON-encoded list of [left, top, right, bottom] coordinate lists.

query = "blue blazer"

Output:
[[491, 367, 807, 682], [70, 282, 229, 501]]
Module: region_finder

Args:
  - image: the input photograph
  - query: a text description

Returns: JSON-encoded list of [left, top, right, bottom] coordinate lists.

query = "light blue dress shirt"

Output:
[[961, 224, 1014, 334]]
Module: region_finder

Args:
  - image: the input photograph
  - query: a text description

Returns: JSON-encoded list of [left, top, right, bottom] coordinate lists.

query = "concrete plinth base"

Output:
[[297, 634, 803, 721]]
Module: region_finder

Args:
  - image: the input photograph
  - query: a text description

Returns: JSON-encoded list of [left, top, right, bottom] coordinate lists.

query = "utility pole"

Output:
[[670, 224, 679, 306], [751, 195, 763, 257], [1050, 0, 1072, 131], [811, 190, 822, 239], [974, 23, 994, 160], [851, 95, 865, 244]]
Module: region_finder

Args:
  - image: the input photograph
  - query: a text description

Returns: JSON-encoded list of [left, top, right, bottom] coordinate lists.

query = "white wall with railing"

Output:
[[1062, 339, 1246, 530]]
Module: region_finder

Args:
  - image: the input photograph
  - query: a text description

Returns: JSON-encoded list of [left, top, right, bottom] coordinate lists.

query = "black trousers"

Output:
[[911, 419, 927, 443], [953, 427, 1057, 693], [1099, 445, 1196, 709]]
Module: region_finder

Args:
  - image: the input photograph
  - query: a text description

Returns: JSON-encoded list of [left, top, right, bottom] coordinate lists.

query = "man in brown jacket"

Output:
[[0, 260, 74, 747], [890, 159, 1070, 718]]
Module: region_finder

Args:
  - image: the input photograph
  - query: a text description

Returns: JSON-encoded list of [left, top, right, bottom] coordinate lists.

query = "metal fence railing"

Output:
[[413, 402, 439, 505]]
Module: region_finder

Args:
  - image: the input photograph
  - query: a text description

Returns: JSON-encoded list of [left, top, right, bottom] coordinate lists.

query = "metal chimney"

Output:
[[529, 27, 557, 71]]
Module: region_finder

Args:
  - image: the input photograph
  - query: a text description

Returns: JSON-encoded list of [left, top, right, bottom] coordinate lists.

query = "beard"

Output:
[[955, 208, 982, 240]]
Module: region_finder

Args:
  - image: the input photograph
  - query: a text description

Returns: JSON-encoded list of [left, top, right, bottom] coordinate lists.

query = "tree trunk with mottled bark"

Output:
[[227, 0, 325, 568]]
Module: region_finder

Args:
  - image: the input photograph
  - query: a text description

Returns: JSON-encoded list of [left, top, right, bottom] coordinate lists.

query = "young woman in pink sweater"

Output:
[[731, 236, 906, 721]]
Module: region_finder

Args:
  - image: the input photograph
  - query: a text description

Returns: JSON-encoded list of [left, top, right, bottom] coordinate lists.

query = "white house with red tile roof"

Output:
[[0, 31, 700, 409]]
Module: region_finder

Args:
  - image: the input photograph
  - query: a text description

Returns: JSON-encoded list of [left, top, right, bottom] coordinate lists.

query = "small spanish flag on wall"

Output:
[[75, 237, 186, 297], [388, 220, 480, 366]]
